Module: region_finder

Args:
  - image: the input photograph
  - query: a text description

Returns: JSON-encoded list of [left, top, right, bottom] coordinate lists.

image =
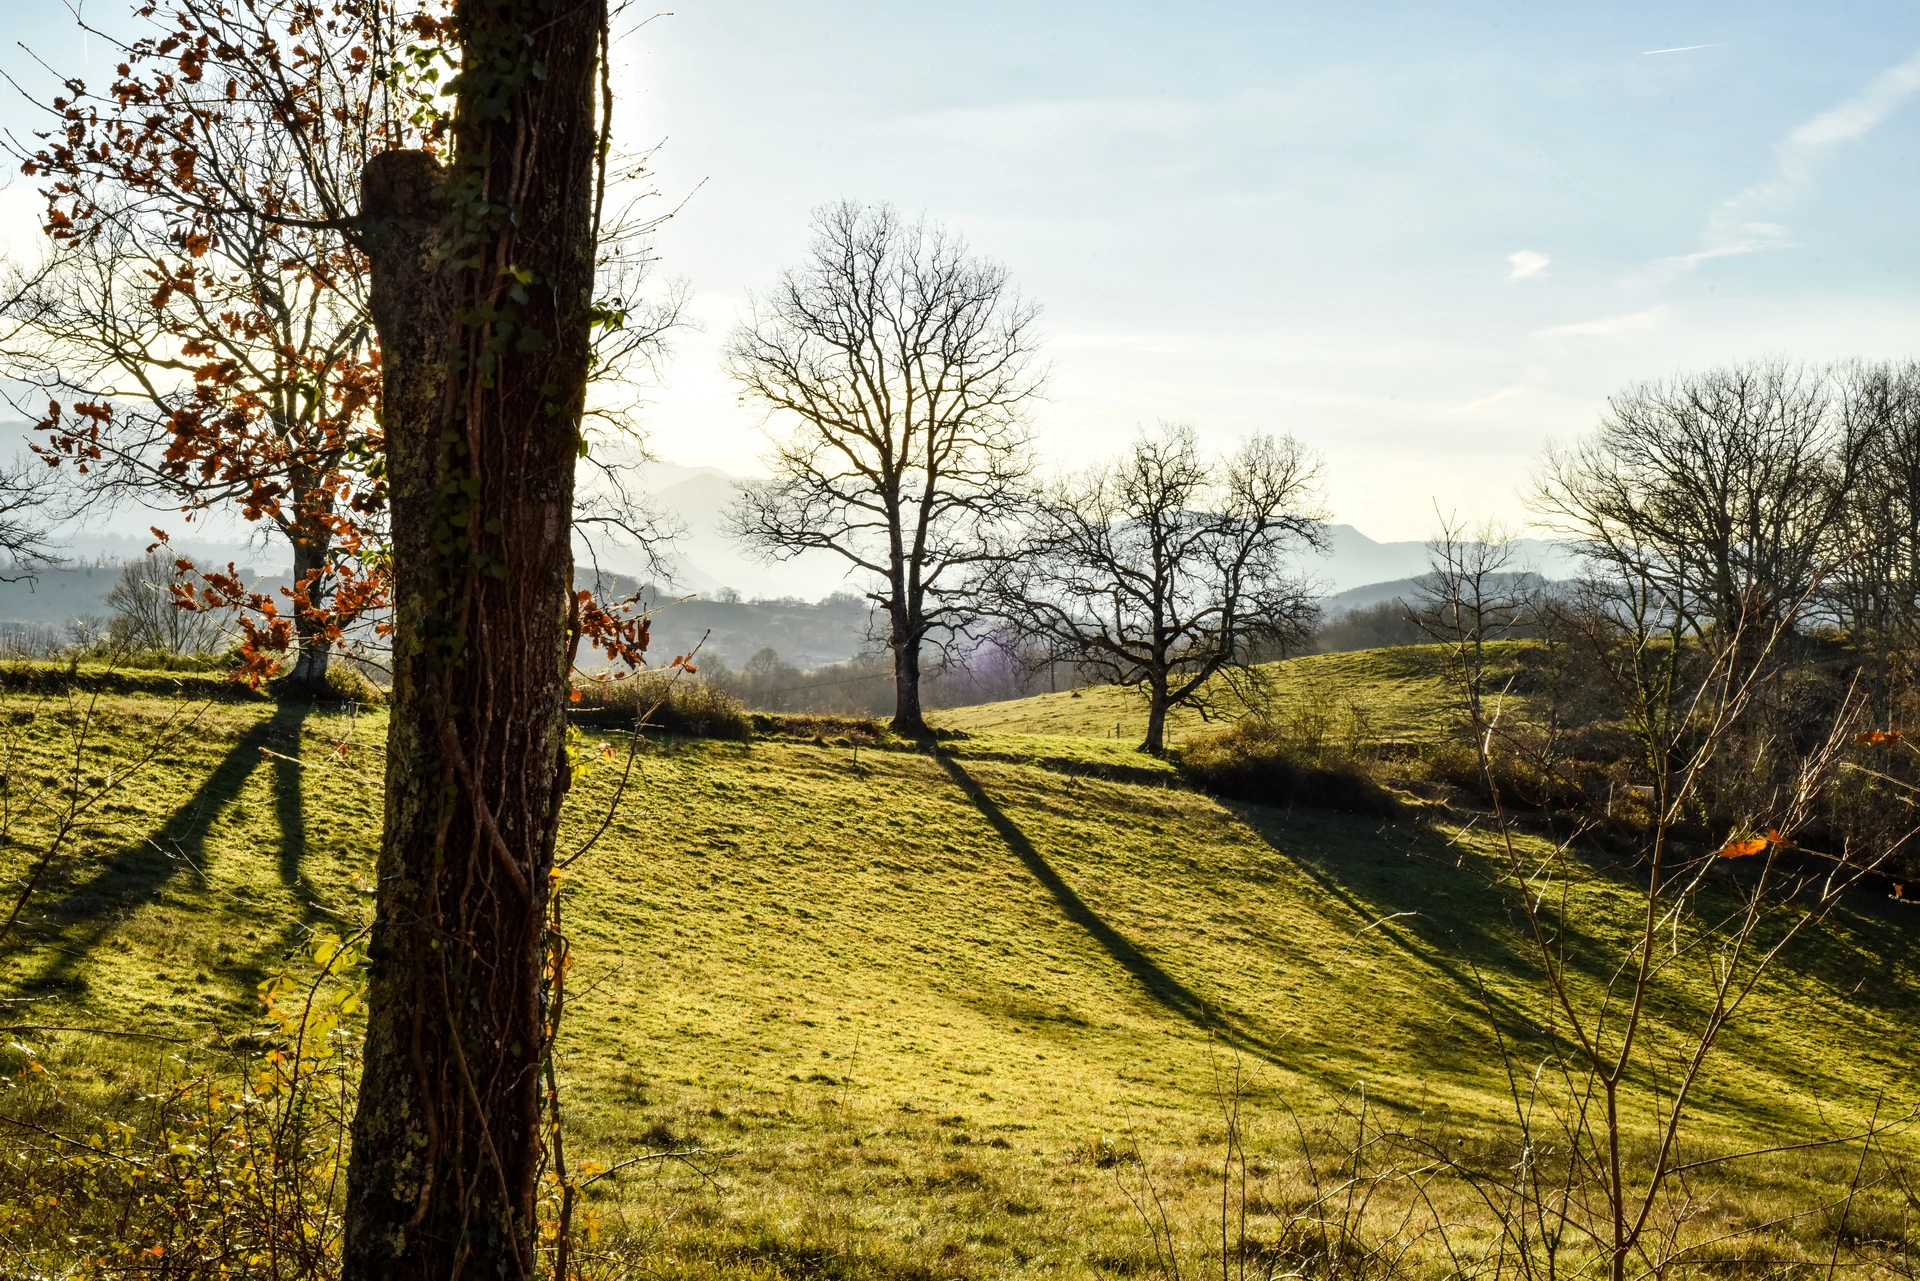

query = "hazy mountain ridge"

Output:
[[0, 456, 1585, 661]]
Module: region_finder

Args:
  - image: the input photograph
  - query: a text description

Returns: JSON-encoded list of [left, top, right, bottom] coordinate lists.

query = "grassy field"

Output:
[[0, 671, 1914, 1275], [931, 646, 1478, 746]]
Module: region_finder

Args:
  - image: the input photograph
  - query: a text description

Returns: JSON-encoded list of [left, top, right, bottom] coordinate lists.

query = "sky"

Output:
[[608, 0, 1920, 539], [7, 2, 1920, 542]]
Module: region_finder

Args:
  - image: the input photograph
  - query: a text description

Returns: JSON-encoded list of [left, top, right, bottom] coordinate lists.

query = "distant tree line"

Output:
[[1393, 358, 1920, 872], [1534, 360, 1920, 663], [698, 641, 1053, 717]]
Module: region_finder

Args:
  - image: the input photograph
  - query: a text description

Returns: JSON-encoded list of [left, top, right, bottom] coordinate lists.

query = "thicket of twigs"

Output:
[[568, 670, 753, 741]]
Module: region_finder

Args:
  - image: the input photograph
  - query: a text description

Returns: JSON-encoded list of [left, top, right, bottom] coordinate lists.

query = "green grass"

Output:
[[932, 646, 1480, 746], [0, 669, 1915, 1275]]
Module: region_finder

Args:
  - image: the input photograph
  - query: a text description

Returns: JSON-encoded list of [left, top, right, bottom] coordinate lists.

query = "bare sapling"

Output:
[[1433, 557, 1914, 1280]]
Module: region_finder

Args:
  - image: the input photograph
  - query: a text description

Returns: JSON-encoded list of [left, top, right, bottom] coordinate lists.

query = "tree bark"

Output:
[[285, 530, 334, 688], [890, 610, 927, 737], [344, 0, 603, 1260], [1142, 677, 1170, 756]]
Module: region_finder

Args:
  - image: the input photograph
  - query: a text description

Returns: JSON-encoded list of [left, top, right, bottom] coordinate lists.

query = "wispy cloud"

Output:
[[1642, 43, 1726, 56], [1506, 250, 1551, 281], [891, 81, 1355, 152], [1446, 383, 1533, 416], [1533, 305, 1674, 351], [899, 92, 1257, 147], [1653, 46, 1920, 275]]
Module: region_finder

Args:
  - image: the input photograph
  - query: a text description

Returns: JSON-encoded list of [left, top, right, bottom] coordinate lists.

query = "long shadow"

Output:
[[1222, 801, 1682, 1072], [19, 704, 311, 994], [934, 751, 1292, 1065], [270, 704, 323, 921]]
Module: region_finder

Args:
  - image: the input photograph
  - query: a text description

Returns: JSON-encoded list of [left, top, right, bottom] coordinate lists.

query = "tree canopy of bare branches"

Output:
[[725, 200, 1045, 735], [981, 424, 1325, 755], [106, 550, 226, 654], [1823, 361, 1920, 649], [1533, 360, 1856, 644]]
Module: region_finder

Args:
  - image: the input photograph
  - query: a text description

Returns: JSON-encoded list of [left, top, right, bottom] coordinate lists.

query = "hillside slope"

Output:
[[932, 645, 1474, 745], [0, 685, 1912, 1274]]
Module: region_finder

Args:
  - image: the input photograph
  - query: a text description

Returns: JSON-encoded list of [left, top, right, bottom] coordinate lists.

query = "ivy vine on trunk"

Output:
[[345, 0, 609, 1270]]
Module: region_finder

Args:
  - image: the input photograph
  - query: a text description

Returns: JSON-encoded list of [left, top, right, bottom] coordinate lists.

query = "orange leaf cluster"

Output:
[[154, 527, 391, 688], [572, 589, 651, 669], [18, 0, 449, 686], [1717, 828, 1789, 859]]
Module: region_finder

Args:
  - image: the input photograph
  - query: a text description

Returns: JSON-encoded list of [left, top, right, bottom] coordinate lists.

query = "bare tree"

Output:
[[0, 463, 56, 580], [106, 550, 226, 654], [725, 200, 1045, 735], [1822, 360, 1920, 710], [1533, 361, 1854, 644], [981, 425, 1325, 755], [1411, 514, 1538, 713], [0, 261, 62, 576]]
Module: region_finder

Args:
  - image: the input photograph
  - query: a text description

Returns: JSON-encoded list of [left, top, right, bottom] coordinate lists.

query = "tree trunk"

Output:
[[284, 531, 333, 688], [890, 613, 927, 737], [1142, 678, 1170, 755], [344, 0, 603, 1261]]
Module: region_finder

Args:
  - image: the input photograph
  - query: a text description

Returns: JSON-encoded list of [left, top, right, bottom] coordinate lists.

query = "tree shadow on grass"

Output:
[[268, 705, 320, 918], [17, 703, 316, 997], [934, 750, 1291, 1065], [1221, 801, 1643, 1073]]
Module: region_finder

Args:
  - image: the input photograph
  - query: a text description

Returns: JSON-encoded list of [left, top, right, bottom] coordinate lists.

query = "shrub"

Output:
[[0, 930, 363, 1275], [1180, 715, 1396, 814], [319, 661, 386, 706], [268, 659, 387, 706], [572, 671, 751, 740], [748, 712, 892, 744], [1419, 726, 1618, 816]]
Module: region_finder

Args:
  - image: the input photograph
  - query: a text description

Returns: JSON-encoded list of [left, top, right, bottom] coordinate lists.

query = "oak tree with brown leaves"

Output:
[[4, 0, 432, 686]]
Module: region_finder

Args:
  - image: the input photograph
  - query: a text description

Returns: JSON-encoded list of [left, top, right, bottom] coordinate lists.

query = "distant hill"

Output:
[[631, 463, 1583, 603], [578, 569, 877, 670], [1309, 525, 1580, 594], [639, 469, 854, 601], [1321, 576, 1424, 614], [0, 561, 286, 634], [0, 447, 1586, 650]]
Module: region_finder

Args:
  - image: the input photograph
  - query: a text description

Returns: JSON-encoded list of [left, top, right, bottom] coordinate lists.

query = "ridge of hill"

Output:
[[932, 646, 1475, 745], [0, 664, 1912, 1273]]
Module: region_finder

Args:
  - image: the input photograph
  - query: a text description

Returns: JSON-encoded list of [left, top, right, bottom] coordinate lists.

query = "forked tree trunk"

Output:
[[344, 0, 603, 1265]]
